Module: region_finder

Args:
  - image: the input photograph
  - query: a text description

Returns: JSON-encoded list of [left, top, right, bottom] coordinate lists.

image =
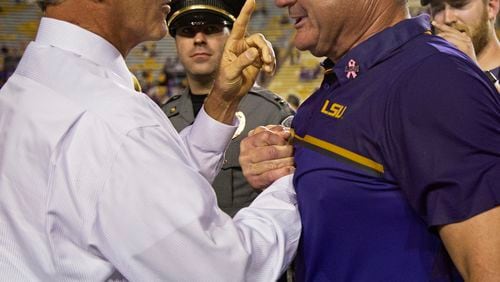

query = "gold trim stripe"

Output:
[[167, 5, 236, 27], [293, 133, 384, 174]]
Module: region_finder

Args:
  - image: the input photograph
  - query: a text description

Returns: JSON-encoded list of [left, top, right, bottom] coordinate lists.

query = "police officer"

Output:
[[163, 0, 295, 217]]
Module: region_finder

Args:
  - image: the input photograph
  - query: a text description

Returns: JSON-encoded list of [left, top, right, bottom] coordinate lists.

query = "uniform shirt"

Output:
[[163, 87, 294, 216], [292, 15, 500, 282], [0, 17, 300, 281]]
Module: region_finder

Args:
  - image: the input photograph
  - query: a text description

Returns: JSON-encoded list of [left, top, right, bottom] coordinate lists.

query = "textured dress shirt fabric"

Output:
[[0, 18, 300, 281]]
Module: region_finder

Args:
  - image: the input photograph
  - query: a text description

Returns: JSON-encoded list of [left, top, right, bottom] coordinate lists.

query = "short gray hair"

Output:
[[37, 0, 64, 11]]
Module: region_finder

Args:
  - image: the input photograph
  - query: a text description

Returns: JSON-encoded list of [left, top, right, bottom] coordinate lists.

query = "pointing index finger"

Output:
[[229, 0, 255, 41]]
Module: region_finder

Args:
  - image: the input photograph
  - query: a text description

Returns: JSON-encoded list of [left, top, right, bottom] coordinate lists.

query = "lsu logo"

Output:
[[321, 100, 347, 119]]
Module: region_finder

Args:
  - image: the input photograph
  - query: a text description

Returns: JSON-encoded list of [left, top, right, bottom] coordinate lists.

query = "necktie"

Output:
[[131, 74, 142, 92]]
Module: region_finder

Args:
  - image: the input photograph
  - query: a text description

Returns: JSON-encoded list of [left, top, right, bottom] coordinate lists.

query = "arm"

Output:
[[386, 54, 500, 281], [93, 126, 300, 281], [240, 125, 295, 189], [439, 206, 500, 282]]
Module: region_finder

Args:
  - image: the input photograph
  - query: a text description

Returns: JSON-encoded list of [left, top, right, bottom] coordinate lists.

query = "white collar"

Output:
[[36, 17, 134, 90]]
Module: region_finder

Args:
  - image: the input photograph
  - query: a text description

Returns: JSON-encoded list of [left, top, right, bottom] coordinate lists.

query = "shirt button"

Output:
[[223, 159, 228, 165]]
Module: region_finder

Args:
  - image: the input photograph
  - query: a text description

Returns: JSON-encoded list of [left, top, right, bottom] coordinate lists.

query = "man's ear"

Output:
[[487, 0, 499, 21]]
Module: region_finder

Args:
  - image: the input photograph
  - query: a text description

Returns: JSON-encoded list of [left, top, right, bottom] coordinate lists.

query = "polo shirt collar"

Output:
[[323, 14, 431, 85], [36, 17, 134, 90]]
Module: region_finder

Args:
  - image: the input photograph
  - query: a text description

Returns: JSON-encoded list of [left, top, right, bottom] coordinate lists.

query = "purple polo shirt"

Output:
[[292, 15, 500, 281]]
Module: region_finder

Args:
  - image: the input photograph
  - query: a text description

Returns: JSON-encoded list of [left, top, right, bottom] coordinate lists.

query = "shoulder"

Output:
[[164, 93, 183, 104], [387, 43, 500, 132], [386, 34, 473, 80], [384, 34, 492, 95], [244, 85, 295, 115], [161, 90, 190, 117], [163, 90, 189, 107], [405, 46, 492, 94]]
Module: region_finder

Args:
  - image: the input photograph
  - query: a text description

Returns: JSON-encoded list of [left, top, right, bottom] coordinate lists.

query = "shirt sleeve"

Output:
[[385, 54, 500, 227], [90, 124, 300, 281], [178, 106, 237, 183]]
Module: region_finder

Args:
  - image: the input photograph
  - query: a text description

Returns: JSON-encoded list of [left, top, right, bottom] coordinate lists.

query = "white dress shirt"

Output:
[[0, 18, 300, 281]]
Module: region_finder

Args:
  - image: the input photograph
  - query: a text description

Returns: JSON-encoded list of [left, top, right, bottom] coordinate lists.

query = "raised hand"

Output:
[[432, 21, 478, 64], [205, 0, 276, 124]]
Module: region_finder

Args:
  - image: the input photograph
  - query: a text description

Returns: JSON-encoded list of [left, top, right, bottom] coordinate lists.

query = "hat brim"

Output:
[[168, 11, 232, 37], [167, 5, 236, 28]]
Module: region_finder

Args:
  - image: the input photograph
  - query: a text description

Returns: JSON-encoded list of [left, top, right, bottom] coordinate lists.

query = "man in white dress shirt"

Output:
[[0, 0, 300, 280]]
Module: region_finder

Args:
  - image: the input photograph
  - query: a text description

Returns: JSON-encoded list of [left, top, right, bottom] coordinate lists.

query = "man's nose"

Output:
[[443, 5, 458, 25], [193, 31, 207, 44], [274, 0, 296, 8]]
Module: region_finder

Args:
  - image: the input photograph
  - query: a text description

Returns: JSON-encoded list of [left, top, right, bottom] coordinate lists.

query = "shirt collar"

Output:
[[36, 17, 134, 90], [323, 15, 431, 85]]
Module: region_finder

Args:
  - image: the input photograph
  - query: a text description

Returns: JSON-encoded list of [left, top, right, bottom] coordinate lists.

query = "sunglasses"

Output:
[[176, 23, 229, 38]]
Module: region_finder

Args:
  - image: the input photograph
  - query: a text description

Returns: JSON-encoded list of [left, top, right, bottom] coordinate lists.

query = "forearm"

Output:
[[204, 88, 242, 125], [98, 136, 300, 281], [440, 206, 500, 282]]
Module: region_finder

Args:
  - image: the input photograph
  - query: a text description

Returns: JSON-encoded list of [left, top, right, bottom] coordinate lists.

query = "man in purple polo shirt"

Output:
[[241, 0, 500, 280]]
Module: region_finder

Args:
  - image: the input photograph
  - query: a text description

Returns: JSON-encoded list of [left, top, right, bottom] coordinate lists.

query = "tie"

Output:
[[131, 74, 142, 92]]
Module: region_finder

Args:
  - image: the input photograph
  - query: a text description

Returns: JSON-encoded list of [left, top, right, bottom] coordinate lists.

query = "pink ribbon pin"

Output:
[[345, 59, 359, 79]]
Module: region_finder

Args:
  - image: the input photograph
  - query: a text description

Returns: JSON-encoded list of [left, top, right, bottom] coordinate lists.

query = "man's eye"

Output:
[[450, 2, 468, 9], [204, 25, 222, 34], [180, 27, 195, 34], [431, 5, 444, 13], [446, 0, 470, 9], [206, 26, 216, 33], [430, 1, 445, 13]]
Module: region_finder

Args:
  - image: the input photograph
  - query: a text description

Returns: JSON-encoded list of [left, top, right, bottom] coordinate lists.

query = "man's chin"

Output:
[[190, 70, 217, 78]]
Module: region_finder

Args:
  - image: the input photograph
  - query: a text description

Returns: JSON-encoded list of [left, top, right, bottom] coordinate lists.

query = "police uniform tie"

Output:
[[131, 74, 142, 92]]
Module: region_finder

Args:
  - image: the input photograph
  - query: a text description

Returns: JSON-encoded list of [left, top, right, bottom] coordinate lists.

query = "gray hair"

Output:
[[37, 0, 64, 11]]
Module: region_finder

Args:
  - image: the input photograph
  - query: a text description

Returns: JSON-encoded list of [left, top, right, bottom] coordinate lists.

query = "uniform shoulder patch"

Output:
[[248, 86, 295, 115], [165, 94, 182, 104]]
